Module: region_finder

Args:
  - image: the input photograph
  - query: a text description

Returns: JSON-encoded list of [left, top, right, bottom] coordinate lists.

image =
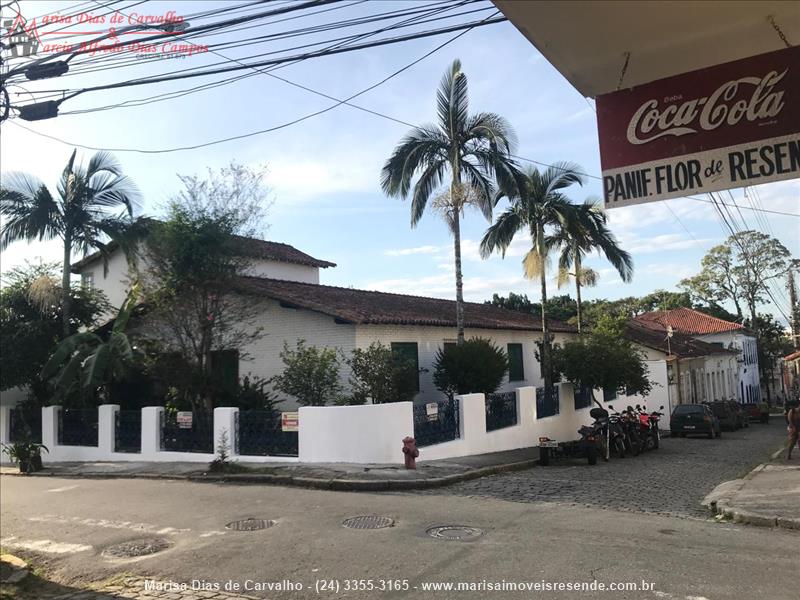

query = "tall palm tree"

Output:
[[479, 163, 585, 391], [1, 149, 140, 336], [550, 199, 634, 333], [381, 59, 521, 344]]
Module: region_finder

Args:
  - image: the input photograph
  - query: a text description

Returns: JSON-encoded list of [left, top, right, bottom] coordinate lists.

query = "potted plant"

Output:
[[1, 439, 49, 474]]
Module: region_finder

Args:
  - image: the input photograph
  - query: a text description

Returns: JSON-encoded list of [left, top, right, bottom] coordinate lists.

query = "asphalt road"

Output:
[[1, 444, 796, 600]]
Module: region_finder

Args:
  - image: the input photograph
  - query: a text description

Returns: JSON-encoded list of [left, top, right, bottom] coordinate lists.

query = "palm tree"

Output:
[[550, 199, 634, 333], [1, 149, 140, 336], [479, 163, 585, 391], [381, 59, 521, 344]]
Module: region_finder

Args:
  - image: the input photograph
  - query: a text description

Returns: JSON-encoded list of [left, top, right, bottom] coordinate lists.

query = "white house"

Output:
[[70, 230, 577, 406], [634, 308, 759, 404]]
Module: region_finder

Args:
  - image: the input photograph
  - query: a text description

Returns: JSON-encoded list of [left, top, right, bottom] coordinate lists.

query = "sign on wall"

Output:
[[281, 411, 299, 432], [596, 46, 800, 208], [425, 402, 439, 421], [176, 411, 193, 429]]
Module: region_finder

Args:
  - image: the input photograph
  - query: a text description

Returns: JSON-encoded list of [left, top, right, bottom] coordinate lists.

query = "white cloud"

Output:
[[384, 245, 440, 256]]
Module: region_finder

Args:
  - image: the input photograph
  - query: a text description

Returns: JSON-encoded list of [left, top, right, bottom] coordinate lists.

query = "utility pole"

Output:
[[789, 265, 799, 350]]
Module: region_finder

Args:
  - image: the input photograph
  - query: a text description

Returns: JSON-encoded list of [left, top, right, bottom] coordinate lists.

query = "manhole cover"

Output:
[[103, 538, 171, 558], [342, 515, 395, 530], [426, 525, 484, 541], [226, 518, 276, 531]]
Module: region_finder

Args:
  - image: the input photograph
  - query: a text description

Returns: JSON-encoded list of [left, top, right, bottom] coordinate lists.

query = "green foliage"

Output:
[[1, 440, 48, 474], [228, 374, 279, 411], [0, 263, 108, 395], [552, 315, 653, 398], [41, 286, 140, 403], [345, 342, 418, 404], [271, 340, 342, 406], [433, 337, 508, 399]]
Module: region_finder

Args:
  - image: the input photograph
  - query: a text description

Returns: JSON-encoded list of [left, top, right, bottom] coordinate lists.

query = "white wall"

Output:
[[298, 402, 414, 463], [244, 258, 319, 284], [77, 249, 135, 314], [698, 331, 760, 403], [595, 359, 673, 429], [0, 387, 26, 408]]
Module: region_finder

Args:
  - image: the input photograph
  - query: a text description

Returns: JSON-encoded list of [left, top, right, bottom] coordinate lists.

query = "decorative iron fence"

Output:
[[413, 399, 460, 447], [236, 410, 298, 457], [485, 391, 518, 431], [574, 384, 593, 410], [115, 410, 141, 453], [9, 407, 42, 443], [536, 386, 560, 419], [58, 408, 98, 446], [160, 410, 213, 453]]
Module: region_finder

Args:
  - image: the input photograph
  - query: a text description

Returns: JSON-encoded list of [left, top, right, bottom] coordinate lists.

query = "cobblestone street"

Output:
[[418, 419, 786, 518]]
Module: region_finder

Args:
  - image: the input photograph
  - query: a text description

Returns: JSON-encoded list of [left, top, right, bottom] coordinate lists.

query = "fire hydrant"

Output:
[[402, 436, 419, 469]]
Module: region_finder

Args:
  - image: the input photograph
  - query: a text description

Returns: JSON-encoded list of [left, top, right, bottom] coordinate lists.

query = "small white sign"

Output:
[[176, 411, 192, 429], [425, 403, 438, 421]]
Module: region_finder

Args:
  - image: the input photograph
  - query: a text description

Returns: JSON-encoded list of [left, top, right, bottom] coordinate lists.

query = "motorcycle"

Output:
[[590, 405, 626, 460], [635, 404, 665, 450], [577, 419, 605, 465], [608, 405, 642, 456]]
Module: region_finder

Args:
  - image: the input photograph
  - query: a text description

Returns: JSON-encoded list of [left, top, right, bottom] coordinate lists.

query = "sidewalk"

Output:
[[702, 462, 800, 530], [0, 446, 540, 491]]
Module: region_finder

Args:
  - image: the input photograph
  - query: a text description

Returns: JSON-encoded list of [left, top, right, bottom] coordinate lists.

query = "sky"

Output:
[[1, 0, 798, 323]]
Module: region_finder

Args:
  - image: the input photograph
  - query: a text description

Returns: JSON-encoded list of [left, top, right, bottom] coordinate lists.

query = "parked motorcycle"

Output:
[[608, 405, 642, 456], [577, 420, 605, 465], [591, 405, 626, 460], [635, 404, 665, 450]]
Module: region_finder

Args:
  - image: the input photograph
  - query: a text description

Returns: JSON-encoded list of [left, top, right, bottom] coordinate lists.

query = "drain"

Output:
[[426, 525, 484, 541], [342, 515, 395, 530], [103, 538, 171, 558], [226, 518, 276, 531]]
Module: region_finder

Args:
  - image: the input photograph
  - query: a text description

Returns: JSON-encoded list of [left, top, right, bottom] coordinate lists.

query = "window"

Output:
[[507, 343, 524, 381], [210, 349, 239, 396], [603, 388, 617, 403], [391, 342, 419, 392], [81, 273, 94, 290]]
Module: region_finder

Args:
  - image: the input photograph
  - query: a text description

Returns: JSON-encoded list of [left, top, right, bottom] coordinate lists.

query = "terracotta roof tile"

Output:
[[625, 321, 737, 358], [634, 307, 744, 335], [235, 276, 576, 332]]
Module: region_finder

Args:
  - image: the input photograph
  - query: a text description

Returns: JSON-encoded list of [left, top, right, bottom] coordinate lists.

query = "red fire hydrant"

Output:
[[402, 436, 419, 469]]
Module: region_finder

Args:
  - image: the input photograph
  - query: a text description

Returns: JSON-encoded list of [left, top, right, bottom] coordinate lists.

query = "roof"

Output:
[[71, 221, 335, 272], [784, 351, 800, 362], [634, 308, 744, 336], [624, 321, 737, 359], [234, 276, 576, 332]]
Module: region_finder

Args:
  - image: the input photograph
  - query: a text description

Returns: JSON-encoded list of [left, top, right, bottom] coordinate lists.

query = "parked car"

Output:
[[727, 400, 749, 429], [745, 402, 770, 423], [708, 401, 737, 432], [670, 404, 721, 439]]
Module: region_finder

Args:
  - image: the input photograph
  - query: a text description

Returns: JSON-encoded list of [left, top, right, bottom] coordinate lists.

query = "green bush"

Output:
[[345, 342, 418, 404], [271, 340, 342, 406], [433, 337, 508, 399]]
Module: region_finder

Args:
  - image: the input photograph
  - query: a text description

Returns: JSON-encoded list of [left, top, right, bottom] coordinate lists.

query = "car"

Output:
[[708, 401, 737, 432], [745, 402, 769, 423], [670, 404, 721, 439], [727, 400, 749, 429]]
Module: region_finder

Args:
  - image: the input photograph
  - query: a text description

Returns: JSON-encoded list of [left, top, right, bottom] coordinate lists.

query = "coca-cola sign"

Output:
[[596, 46, 800, 208]]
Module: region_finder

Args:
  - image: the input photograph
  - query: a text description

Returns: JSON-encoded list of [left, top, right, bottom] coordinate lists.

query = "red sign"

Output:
[[596, 46, 800, 208], [281, 411, 299, 432]]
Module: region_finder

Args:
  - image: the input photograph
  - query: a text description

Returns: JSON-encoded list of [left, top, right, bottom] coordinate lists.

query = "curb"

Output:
[[703, 462, 800, 531], [0, 457, 539, 491]]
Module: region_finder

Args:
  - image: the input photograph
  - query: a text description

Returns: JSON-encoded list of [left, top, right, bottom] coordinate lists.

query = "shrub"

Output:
[[345, 342, 418, 404], [433, 337, 508, 399], [271, 340, 342, 406]]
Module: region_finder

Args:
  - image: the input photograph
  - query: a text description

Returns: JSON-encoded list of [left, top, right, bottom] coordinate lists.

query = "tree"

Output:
[[548, 199, 633, 332], [141, 164, 271, 414], [480, 163, 585, 392], [1, 150, 140, 336], [680, 232, 791, 334], [551, 316, 653, 401], [271, 340, 342, 406], [381, 59, 521, 344], [0, 262, 108, 401], [345, 342, 418, 404], [41, 285, 140, 404], [433, 337, 508, 399]]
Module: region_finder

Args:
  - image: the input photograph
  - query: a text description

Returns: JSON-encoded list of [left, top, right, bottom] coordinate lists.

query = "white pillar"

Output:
[[214, 407, 239, 458], [98, 405, 118, 455], [558, 382, 575, 415], [141, 406, 163, 459], [42, 405, 59, 452], [518, 387, 536, 422], [456, 393, 487, 448], [0, 405, 10, 445]]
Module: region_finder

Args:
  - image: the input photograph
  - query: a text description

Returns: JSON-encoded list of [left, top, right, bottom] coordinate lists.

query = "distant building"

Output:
[[633, 308, 760, 404]]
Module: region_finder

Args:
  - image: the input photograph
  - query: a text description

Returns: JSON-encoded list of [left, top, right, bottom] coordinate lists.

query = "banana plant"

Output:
[[41, 283, 140, 399]]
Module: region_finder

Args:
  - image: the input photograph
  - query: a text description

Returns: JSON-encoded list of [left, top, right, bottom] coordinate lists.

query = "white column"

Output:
[[42, 405, 59, 454], [214, 407, 239, 458], [140, 406, 163, 459], [518, 387, 536, 422], [0, 405, 10, 445], [98, 405, 119, 455], [456, 393, 487, 452]]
